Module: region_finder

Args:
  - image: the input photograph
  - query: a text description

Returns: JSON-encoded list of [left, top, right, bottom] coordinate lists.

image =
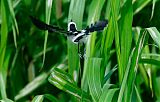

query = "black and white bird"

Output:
[[30, 16, 108, 57]]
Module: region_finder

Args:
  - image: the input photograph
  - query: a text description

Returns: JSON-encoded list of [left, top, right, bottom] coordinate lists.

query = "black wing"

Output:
[[85, 19, 108, 33], [30, 16, 69, 35]]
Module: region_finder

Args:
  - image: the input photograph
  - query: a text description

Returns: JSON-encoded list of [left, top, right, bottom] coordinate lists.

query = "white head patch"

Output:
[[68, 21, 77, 32]]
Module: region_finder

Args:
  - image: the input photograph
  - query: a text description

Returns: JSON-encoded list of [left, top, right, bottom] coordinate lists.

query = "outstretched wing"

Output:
[[85, 19, 108, 33], [30, 16, 69, 35]]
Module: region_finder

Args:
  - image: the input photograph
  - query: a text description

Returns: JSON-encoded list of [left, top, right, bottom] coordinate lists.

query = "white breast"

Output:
[[71, 30, 88, 44]]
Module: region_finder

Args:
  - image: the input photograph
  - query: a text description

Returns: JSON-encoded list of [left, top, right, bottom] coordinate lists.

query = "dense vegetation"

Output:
[[1, 0, 160, 102]]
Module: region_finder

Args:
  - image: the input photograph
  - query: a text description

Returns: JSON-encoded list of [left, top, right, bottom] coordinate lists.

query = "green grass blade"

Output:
[[0, 50, 11, 100], [15, 73, 48, 100], [99, 84, 111, 102], [86, 0, 105, 57], [48, 68, 91, 101], [31, 94, 58, 102], [8, 0, 19, 48], [31, 95, 44, 102], [146, 27, 160, 49], [87, 58, 102, 101], [133, 0, 151, 15], [126, 31, 146, 101], [0, 98, 14, 102], [134, 85, 143, 102], [0, 0, 9, 99], [150, 0, 156, 20], [82, 0, 106, 91], [117, 48, 134, 102], [101, 88, 119, 102], [68, 0, 85, 29], [139, 58, 160, 67], [118, 30, 146, 102], [42, 0, 53, 69], [109, 0, 121, 82], [67, 0, 85, 82], [44, 94, 58, 102], [100, 0, 115, 79], [118, 0, 133, 83], [103, 66, 117, 85], [67, 40, 79, 81]]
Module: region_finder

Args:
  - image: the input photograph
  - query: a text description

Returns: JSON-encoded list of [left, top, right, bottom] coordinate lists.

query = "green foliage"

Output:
[[1, 0, 160, 102]]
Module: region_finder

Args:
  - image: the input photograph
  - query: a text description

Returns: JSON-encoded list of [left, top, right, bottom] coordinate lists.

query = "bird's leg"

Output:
[[82, 42, 86, 58], [78, 42, 85, 87], [78, 42, 83, 59]]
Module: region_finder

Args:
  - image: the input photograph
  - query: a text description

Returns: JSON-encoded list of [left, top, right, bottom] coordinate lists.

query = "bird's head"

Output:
[[68, 19, 77, 32]]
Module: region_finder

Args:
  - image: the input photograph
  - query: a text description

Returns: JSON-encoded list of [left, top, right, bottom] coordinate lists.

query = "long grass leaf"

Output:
[[0, 0, 9, 99], [100, 0, 114, 79], [139, 58, 160, 67], [133, 0, 151, 15], [134, 85, 143, 102], [15, 73, 48, 100], [146, 27, 160, 49], [44, 94, 58, 102], [32, 94, 59, 102], [0, 98, 14, 102], [8, 0, 19, 48], [48, 68, 91, 101], [118, 30, 146, 102], [103, 66, 117, 85], [110, 0, 121, 82], [150, 0, 156, 20], [87, 58, 102, 101], [31, 95, 44, 102], [99, 84, 119, 102], [82, 0, 106, 91], [86, 0, 105, 57], [42, 0, 53, 69], [117, 48, 135, 102], [103, 88, 119, 102], [119, 0, 133, 82], [67, 0, 85, 82]]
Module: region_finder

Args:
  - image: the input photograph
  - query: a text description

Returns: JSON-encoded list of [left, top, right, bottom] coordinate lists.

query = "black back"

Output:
[[85, 20, 108, 33]]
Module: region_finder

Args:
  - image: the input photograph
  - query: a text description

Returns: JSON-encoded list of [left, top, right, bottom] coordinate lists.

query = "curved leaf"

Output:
[[48, 68, 91, 101]]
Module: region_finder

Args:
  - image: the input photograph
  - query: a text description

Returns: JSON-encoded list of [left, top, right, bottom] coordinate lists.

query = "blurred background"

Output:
[[1, 0, 160, 102]]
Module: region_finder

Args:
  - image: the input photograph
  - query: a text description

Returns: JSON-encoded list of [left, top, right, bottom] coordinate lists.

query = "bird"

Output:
[[30, 16, 108, 58]]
